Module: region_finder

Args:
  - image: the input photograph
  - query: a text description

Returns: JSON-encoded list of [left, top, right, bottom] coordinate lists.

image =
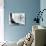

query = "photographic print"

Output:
[[9, 12, 25, 25]]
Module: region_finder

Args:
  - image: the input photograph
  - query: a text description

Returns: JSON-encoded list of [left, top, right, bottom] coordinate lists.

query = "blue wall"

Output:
[[40, 0, 46, 27], [4, 0, 40, 42]]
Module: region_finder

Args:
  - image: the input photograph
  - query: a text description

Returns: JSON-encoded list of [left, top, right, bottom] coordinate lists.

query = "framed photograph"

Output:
[[9, 12, 25, 25]]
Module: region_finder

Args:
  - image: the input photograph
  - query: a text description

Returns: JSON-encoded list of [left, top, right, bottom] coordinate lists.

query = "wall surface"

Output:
[[4, 0, 40, 42], [40, 0, 46, 27]]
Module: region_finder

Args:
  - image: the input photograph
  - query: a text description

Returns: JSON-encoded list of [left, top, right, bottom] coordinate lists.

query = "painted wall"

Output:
[[40, 0, 46, 27], [4, 0, 40, 42]]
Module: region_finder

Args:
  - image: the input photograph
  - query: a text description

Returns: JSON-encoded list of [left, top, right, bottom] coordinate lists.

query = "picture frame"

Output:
[[9, 12, 25, 25]]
